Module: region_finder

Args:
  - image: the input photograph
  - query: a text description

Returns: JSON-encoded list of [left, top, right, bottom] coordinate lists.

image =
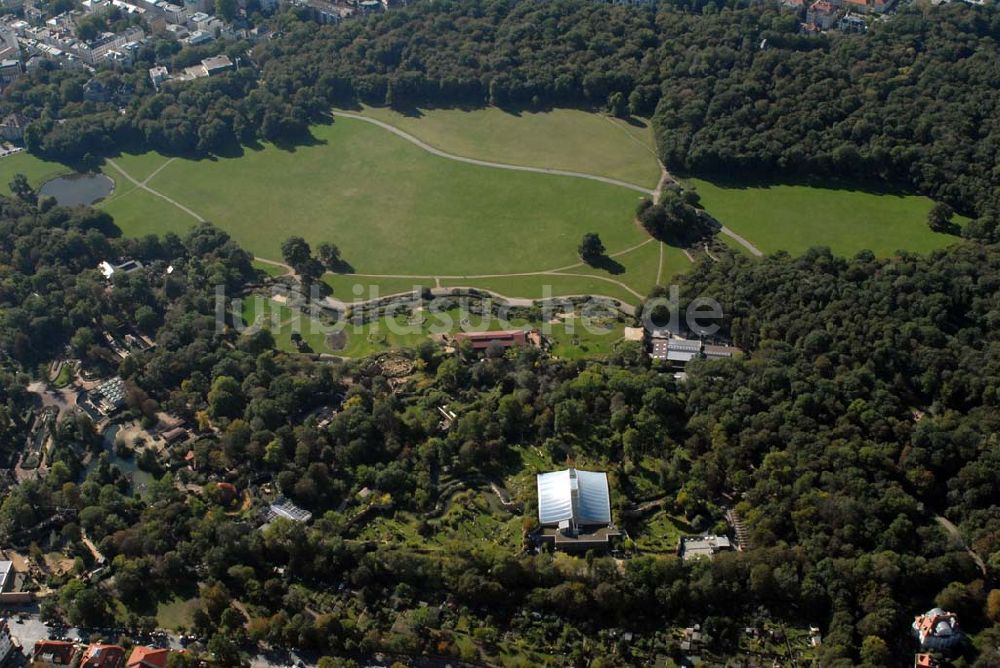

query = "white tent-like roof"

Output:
[[536, 468, 611, 527]]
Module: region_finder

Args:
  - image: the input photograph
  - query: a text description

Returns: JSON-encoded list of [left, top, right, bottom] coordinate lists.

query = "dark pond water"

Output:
[[39, 172, 114, 206]]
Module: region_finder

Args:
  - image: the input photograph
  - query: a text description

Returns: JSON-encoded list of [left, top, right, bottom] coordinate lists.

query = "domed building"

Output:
[[912, 608, 961, 651]]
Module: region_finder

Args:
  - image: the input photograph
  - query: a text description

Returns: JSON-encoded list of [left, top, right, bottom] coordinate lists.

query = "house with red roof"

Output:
[[806, 0, 839, 28], [81, 644, 126, 668], [31, 641, 80, 668], [126, 647, 173, 668], [452, 329, 540, 352]]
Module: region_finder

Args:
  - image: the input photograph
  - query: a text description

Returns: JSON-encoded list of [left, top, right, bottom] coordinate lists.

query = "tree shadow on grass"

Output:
[[269, 127, 329, 153], [585, 254, 625, 275], [679, 169, 922, 199], [327, 257, 355, 274]]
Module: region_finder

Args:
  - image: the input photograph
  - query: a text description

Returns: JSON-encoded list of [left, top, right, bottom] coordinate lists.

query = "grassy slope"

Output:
[[136, 117, 647, 276], [350, 105, 661, 188], [323, 274, 432, 300], [0, 152, 73, 193], [99, 185, 198, 238], [689, 177, 960, 257]]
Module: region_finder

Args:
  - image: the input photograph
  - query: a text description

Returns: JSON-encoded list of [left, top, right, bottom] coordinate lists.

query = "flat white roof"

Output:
[[537, 468, 611, 526]]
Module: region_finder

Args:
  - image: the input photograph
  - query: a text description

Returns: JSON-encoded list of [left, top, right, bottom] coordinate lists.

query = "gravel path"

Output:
[[332, 111, 656, 195]]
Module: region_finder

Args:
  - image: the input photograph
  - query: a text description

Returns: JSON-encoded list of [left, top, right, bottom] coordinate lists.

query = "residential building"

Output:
[[126, 647, 172, 668], [31, 641, 80, 668], [680, 534, 734, 560], [201, 54, 233, 75], [0, 59, 21, 89], [76, 26, 144, 65], [149, 65, 169, 88], [912, 608, 961, 651], [81, 645, 126, 668], [806, 0, 839, 29], [838, 11, 866, 32], [184, 30, 213, 45], [536, 468, 619, 551], [0, 560, 14, 592], [0, 112, 28, 142], [81, 0, 113, 12], [161, 426, 189, 443], [0, 619, 21, 668], [0, 28, 19, 61], [163, 23, 189, 39], [289, 0, 353, 24]]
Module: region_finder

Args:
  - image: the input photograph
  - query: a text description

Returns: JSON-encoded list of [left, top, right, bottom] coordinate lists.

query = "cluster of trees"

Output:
[[279, 236, 343, 284], [637, 188, 714, 246]]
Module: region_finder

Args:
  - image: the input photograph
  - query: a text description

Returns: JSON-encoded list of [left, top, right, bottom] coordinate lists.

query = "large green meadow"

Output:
[[0, 106, 967, 310], [349, 105, 661, 188], [106, 117, 649, 277], [688, 177, 959, 257]]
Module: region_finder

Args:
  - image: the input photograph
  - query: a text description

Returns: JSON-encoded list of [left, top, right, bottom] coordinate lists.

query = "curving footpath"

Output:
[[333, 111, 763, 257], [104, 116, 764, 305], [332, 111, 656, 196]]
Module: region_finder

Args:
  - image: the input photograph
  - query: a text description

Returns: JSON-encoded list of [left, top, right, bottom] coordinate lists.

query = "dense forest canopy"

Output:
[[5, 0, 1000, 240]]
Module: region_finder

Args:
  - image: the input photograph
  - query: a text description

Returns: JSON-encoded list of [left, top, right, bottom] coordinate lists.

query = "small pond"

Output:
[[39, 172, 114, 206], [81, 423, 156, 495]]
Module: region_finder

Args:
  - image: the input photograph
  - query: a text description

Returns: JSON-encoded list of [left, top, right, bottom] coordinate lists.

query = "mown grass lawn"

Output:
[[347, 104, 661, 188], [0, 152, 73, 193], [99, 184, 196, 237], [126, 117, 646, 277], [323, 274, 432, 300], [252, 259, 288, 277], [688, 177, 961, 257], [156, 596, 200, 630]]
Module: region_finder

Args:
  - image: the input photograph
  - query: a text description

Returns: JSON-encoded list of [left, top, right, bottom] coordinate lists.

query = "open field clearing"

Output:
[[688, 177, 960, 257], [109, 117, 648, 277], [347, 104, 661, 188]]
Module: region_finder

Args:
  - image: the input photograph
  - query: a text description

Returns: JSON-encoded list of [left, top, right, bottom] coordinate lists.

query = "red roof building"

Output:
[[453, 329, 534, 351], [81, 644, 126, 668], [126, 647, 173, 668], [31, 641, 80, 668]]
